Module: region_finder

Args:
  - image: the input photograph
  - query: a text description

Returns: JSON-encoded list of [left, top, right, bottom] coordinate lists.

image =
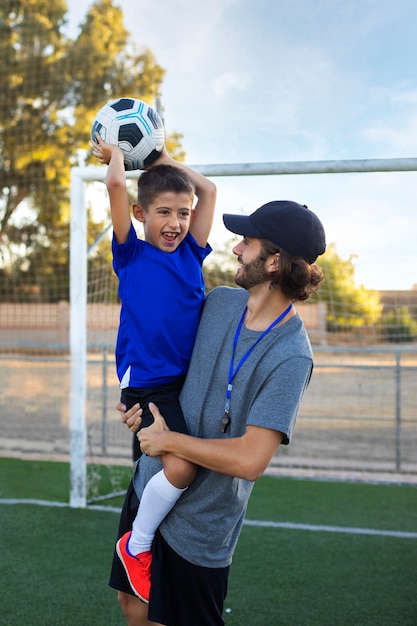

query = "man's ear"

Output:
[[132, 203, 145, 222], [267, 253, 279, 273]]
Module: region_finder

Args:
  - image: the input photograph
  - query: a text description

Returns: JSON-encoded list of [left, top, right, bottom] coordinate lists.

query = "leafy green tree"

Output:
[[313, 243, 382, 331], [203, 243, 236, 291], [0, 0, 182, 301], [379, 306, 417, 343]]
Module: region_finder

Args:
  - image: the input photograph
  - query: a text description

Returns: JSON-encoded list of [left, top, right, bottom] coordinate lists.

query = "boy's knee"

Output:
[[163, 455, 196, 487]]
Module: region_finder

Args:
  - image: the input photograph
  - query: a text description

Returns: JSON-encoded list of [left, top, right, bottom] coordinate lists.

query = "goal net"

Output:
[[1, 160, 416, 509], [67, 160, 417, 507]]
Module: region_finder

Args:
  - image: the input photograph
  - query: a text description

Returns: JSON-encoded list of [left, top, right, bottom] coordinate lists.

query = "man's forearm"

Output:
[[141, 426, 283, 482]]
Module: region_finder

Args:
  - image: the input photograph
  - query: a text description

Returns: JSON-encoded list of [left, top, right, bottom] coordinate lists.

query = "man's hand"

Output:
[[137, 402, 170, 457], [116, 401, 142, 433]]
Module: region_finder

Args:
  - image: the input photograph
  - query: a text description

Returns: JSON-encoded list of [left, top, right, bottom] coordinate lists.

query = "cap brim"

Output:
[[223, 213, 264, 238]]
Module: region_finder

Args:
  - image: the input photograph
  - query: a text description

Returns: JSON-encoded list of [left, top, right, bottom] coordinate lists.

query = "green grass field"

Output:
[[1, 458, 416, 625]]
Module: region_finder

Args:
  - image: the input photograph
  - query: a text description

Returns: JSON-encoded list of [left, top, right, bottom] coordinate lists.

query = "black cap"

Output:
[[223, 200, 326, 263]]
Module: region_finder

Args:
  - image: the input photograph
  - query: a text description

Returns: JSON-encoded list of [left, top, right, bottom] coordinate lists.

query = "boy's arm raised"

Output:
[[150, 149, 216, 248], [92, 135, 131, 244]]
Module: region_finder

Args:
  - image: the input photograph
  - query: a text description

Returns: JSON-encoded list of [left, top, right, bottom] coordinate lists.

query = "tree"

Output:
[[203, 243, 236, 291], [0, 0, 181, 301], [313, 243, 382, 331], [379, 306, 417, 343]]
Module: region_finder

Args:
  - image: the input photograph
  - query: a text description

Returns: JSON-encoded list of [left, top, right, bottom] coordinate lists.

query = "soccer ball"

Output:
[[91, 97, 165, 171]]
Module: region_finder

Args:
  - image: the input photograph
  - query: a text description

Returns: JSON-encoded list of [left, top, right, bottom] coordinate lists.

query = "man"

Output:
[[110, 200, 326, 625]]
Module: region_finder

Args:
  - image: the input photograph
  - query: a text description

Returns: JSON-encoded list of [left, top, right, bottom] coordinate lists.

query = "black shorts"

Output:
[[109, 480, 229, 626], [121, 377, 188, 462]]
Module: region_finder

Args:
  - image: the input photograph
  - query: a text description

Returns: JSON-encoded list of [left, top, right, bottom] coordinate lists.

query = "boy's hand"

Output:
[[91, 133, 123, 165]]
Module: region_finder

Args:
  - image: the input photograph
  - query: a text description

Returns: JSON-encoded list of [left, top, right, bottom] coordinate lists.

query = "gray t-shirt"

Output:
[[133, 286, 313, 567]]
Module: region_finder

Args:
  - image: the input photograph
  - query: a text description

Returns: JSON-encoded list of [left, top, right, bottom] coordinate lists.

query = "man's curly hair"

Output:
[[260, 239, 324, 301]]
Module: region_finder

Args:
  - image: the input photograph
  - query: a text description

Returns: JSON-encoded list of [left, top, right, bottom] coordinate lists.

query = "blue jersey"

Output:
[[112, 223, 211, 388]]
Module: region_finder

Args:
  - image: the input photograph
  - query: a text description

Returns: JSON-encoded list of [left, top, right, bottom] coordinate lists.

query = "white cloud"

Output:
[[211, 71, 250, 98], [363, 113, 417, 152], [391, 88, 417, 105]]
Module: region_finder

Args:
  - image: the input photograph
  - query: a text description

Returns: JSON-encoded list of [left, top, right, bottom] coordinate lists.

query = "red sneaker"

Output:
[[116, 531, 152, 603]]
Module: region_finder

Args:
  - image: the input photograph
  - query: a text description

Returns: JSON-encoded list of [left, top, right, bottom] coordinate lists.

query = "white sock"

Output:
[[129, 469, 187, 555]]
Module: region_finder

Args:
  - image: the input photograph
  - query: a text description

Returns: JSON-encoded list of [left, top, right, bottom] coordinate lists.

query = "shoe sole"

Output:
[[116, 540, 149, 604]]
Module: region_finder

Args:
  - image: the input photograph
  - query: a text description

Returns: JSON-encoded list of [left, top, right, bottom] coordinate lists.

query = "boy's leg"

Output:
[[122, 378, 187, 462], [120, 388, 147, 462], [117, 460, 196, 601], [124, 379, 194, 556], [109, 481, 158, 624], [125, 379, 197, 555], [122, 376, 188, 435], [129, 468, 187, 554], [162, 453, 197, 488], [132, 432, 141, 463], [117, 380, 196, 602]]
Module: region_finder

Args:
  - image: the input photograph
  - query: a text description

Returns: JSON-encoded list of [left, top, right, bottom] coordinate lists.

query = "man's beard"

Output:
[[234, 255, 271, 289]]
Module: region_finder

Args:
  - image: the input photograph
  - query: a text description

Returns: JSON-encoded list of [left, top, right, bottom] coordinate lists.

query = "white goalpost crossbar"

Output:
[[69, 156, 417, 508]]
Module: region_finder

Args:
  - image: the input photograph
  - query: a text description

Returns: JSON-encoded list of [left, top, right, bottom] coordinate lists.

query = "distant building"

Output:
[[379, 290, 417, 319]]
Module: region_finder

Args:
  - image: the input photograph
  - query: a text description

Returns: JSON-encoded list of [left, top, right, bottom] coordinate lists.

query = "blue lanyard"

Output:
[[221, 302, 293, 433]]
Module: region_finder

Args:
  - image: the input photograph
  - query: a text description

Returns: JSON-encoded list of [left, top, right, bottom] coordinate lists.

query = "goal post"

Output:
[[69, 167, 88, 508], [69, 157, 417, 508], [69, 165, 148, 508]]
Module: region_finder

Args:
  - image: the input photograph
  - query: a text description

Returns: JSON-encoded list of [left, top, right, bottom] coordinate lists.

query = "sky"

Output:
[[66, 0, 417, 290]]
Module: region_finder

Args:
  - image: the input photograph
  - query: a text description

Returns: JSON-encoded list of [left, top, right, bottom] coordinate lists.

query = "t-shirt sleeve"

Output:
[[246, 357, 313, 444], [112, 223, 142, 270], [185, 232, 212, 264]]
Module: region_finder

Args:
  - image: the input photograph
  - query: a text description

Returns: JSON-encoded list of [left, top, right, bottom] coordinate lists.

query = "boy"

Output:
[[92, 134, 216, 603]]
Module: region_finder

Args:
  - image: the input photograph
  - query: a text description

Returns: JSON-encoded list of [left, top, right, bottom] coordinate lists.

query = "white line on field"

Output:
[[1, 498, 416, 539], [243, 519, 417, 539]]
